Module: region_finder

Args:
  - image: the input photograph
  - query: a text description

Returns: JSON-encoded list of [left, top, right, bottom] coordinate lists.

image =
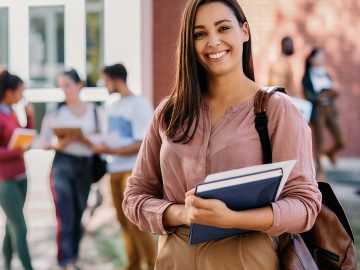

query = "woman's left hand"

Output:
[[185, 189, 234, 228]]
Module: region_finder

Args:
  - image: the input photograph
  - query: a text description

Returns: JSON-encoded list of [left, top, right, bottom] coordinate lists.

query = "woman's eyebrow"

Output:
[[214, 19, 232, 26], [194, 19, 232, 29]]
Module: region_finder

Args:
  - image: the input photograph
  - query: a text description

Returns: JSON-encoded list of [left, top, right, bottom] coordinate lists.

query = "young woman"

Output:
[[0, 70, 34, 270], [39, 69, 103, 270], [123, 0, 322, 269], [302, 48, 344, 180]]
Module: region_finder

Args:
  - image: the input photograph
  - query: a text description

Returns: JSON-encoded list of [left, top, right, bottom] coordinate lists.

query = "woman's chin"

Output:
[[207, 67, 234, 78]]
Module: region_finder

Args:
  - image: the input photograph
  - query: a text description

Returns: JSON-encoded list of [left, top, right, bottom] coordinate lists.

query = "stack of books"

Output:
[[189, 160, 296, 244]]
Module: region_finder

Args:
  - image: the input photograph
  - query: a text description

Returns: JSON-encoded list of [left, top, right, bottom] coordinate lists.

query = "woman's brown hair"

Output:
[[159, 0, 255, 143]]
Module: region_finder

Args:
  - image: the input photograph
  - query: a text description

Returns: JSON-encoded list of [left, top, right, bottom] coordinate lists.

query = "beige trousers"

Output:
[[312, 103, 345, 174], [155, 226, 279, 270], [110, 172, 157, 270]]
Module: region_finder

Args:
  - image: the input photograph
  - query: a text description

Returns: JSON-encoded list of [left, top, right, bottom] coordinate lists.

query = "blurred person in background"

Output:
[[0, 70, 34, 270], [38, 69, 104, 270], [269, 37, 313, 124], [93, 63, 156, 270], [302, 48, 345, 180], [268, 36, 297, 97]]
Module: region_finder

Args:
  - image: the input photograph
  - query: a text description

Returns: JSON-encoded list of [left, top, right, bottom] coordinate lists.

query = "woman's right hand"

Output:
[[162, 188, 205, 228]]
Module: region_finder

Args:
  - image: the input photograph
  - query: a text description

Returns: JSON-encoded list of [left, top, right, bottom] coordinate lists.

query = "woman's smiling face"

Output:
[[193, 1, 249, 78]]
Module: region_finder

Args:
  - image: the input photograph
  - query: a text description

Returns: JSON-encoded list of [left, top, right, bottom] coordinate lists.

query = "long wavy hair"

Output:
[[159, 0, 255, 143]]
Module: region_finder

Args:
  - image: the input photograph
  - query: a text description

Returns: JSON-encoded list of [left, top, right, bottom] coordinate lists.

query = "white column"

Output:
[[104, 0, 141, 95], [141, 0, 153, 102], [64, 0, 86, 79], [8, 1, 29, 80]]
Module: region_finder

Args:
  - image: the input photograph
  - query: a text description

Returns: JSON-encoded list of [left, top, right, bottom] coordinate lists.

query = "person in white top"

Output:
[[302, 48, 345, 180], [39, 69, 103, 270], [93, 63, 156, 270]]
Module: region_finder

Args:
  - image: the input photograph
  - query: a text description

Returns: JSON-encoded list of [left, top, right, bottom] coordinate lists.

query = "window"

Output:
[[0, 8, 8, 68], [29, 6, 65, 88], [1, 0, 145, 101], [86, 0, 104, 87]]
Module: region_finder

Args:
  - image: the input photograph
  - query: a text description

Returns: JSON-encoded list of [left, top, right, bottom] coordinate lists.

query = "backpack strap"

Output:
[[93, 103, 100, 133], [254, 87, 286, 164]]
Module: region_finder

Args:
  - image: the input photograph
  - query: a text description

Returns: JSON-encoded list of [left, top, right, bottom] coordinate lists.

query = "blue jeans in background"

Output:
[[50, 151, 93, 268]]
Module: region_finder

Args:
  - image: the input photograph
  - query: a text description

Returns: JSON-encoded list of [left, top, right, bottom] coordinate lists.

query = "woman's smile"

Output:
[[207, 50, 229, 61]]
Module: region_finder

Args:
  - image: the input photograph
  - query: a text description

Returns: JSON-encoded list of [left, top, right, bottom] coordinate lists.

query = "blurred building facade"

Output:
[[0, 0, 151, 131], [0, 0, 359, 156]]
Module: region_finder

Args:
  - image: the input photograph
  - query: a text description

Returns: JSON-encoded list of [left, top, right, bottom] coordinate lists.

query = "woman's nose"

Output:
[[207, 34, 221, 48]]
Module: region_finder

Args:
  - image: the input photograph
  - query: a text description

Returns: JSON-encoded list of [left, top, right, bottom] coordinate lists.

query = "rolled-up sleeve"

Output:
[[122, 108, 173, 234], [264, 93, 322, 236]]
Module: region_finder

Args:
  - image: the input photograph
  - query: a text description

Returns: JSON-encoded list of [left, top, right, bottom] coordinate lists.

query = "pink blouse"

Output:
[[123, 92, 322, 236]]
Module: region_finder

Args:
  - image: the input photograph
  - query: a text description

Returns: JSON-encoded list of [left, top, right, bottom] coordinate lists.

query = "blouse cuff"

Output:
[[157, 201, 176, 235]]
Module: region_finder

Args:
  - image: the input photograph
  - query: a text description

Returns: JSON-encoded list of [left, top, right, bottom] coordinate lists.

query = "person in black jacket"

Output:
[[302, 48, 344, 180]]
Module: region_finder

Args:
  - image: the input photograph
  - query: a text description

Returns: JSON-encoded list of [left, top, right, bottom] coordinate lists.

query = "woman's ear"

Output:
[[241, 22, 250, 42]]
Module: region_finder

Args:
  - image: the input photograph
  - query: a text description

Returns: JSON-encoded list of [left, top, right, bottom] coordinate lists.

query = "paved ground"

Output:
[[1, 151, 360, 269]]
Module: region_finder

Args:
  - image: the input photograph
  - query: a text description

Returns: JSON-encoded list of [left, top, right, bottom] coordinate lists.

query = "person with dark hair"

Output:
[[302, 48, 344, 180], [93, 63, 156, 270], [122, 1, 321, 269], [0, 70, 34, 270], [103, 63, 128, 82], [38, 68, 104, 270], [268, 36, 297, 96]]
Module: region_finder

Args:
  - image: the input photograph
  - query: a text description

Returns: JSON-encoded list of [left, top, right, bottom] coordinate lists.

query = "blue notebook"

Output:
[[189, 160, 296, 245]]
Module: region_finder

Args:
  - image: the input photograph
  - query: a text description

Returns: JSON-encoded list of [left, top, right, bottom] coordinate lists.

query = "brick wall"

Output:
[[153, 0, 360, 156], [152, 0, 187, 105]]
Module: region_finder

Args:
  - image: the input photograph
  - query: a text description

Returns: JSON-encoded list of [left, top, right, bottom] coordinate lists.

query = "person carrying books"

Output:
[[92, 63, 157, 270], [302, 48, 345, 181], [122, 0, 322, 269], [38, 69, 104, 270], [0, 70, 34, 270]]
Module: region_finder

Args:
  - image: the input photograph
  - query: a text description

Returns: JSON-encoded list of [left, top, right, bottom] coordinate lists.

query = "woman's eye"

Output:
[[219, 26, 231, 32], [194, 32, 206, 39]]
